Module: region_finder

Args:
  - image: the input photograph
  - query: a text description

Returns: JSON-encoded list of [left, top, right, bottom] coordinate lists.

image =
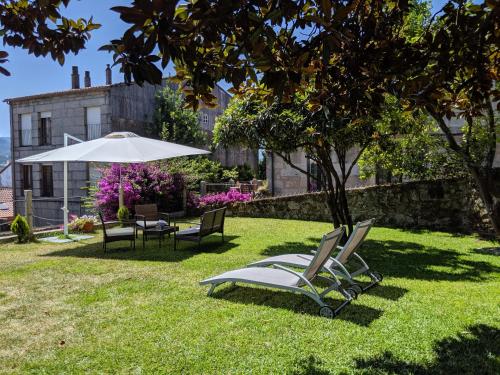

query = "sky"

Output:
[[0, 0, 451, 138]]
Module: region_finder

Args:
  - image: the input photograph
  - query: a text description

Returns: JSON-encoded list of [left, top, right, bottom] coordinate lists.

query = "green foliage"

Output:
[[165, 156, 238, 191], [0, 1, 100, 76], [103, 0, 421, 110], [117, 207, 130, 226], [150, 86, 206, 146], [10, 214, 30, 243], [235, 164, 255, 181], [358, 96, 465, 181]]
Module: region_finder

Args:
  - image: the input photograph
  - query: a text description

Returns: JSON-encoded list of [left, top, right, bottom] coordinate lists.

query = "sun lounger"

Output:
[[248, 219, 382, 294], [200, 227, 354, 318]]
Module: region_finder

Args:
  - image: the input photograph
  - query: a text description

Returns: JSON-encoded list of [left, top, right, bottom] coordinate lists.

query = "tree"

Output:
[[397, 1, 500, 235], [150, 85, 207, 146], [0, 0, 100, 76], [102, 1, 414, 108], [215, 94, 383, 234], [358, 95, 465, 182]]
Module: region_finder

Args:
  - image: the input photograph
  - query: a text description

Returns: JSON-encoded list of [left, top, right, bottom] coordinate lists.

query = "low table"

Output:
[[143, 225, 179, 248]]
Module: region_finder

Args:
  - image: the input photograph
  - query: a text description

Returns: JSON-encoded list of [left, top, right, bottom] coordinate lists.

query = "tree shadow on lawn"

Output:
[[262, 239, 500, 282], [41, 235, 239, 263], [210, 285, 383, 327], [350, 324, 500, 375]]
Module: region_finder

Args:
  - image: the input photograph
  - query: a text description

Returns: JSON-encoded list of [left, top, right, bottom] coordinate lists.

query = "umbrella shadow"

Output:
[[42, 234, 239, 262]]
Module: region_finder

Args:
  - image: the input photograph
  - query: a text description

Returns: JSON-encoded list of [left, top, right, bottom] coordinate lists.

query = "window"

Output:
[[41, 165, 54, 197], [21, 165, 33, 194], [19, 114, 32, 146], [200, 112, 209, 129], [38, 112, 52, 146], [307, 157, 323, 192], [86, 107, 101, 140]]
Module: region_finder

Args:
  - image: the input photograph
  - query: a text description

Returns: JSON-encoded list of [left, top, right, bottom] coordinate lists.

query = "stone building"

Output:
[[266, 149, 375, 196], [5, 66, 257, 226], [266, 116, 500, 196]]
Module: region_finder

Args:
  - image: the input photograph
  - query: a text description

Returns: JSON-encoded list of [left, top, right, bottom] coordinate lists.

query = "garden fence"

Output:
[[0, 190, 88, 234]]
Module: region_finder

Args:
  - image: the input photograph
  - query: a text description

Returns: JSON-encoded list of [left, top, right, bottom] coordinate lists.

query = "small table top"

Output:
[[144, 225, 179, 234]]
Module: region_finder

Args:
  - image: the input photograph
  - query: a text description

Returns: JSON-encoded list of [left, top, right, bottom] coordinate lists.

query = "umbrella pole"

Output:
[[63, 161, 68, 236], [61, 133, 83, 236]]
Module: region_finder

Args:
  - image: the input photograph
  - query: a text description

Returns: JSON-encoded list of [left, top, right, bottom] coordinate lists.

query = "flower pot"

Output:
[[82, 222, 94, 233]]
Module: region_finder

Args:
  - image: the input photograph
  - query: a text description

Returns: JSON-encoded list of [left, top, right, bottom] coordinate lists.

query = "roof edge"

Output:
[[4, 85, 116, 104]]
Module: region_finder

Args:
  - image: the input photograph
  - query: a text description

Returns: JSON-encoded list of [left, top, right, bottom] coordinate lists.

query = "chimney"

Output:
[[71, 66, 80, 89], [84, 71, 91, 88], [105, 64, 112, 85]]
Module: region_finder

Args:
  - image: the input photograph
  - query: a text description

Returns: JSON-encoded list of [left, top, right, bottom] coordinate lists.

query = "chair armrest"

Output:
[[158, 212, 170, 225], [272, 264, 318, 294], [183, 221, 201, 226], [120, 220, 136, 228]]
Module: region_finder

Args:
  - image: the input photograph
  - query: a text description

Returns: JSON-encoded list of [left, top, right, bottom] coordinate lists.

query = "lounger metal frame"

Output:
[[200, 228, 352, 318], [249, 219, 382, 295]]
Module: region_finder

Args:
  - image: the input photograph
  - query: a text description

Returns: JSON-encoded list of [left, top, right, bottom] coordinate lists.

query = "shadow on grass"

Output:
[[351, 324, 500, 375], [41, 235, 239, 262], [473, 247, 500, 256], [262, 239, 500, 282], [290, 355, 333, 375], [210, 285, 383, 327]]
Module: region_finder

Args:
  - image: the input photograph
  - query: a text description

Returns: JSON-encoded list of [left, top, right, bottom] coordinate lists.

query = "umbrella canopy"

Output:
[[17, 132, 210, 163]]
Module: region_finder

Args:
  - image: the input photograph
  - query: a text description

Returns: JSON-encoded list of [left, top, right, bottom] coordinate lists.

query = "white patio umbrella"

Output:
[[17, 132, 210, 235]]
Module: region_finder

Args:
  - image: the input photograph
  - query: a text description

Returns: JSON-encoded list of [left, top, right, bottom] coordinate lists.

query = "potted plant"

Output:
[[68, 215, 97, 233]]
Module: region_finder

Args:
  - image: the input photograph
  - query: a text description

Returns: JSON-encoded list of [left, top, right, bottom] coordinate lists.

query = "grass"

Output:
[[0, 217, 499, 374]]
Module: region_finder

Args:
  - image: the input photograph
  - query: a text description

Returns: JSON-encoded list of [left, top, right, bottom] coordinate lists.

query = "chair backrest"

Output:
[[135, 204, 158, 220], [98, 212, 107, 237], [240, 184, 252, 194], [303, 227, 345, 281], [336, 219, 374, 264], [200, 209, 217, 236], [212, 207, 226, 232]]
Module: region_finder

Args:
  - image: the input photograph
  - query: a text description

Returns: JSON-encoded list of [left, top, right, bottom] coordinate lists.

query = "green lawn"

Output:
[[0, 217, 499, 374]]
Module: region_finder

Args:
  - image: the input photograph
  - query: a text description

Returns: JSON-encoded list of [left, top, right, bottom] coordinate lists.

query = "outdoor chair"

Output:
[[248, 219, 382, 294], [98, 212, 136, 251], [200, 227, 352, 318], [134, 203, 171, 240], [174, 207, 226, 250]]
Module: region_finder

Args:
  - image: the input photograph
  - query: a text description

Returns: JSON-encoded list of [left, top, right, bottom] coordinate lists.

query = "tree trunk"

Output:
[[427, 108, 500, 238], [470, 168, 500, 237]]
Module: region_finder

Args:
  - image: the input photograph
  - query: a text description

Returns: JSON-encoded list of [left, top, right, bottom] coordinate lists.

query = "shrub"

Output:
[[117, 206, 130, 225], [165, 156, 245, 191], [68, 215, 98, 233], [10, 215, 30, 243], [95, 163, 185, 220], [235, 163, 255, 181], [199, 190, 252, 209]]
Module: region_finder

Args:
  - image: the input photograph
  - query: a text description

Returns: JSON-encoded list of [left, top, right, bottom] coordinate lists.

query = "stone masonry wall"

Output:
[[231, 179, 488, 233]]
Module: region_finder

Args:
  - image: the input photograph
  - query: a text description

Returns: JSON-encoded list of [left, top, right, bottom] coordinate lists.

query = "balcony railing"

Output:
[[19, 129, 32, 146], [87, 123, 102, 140]]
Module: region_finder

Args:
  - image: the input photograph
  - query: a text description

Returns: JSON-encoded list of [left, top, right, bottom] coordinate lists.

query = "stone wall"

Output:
[[231, 179, 489, 233]]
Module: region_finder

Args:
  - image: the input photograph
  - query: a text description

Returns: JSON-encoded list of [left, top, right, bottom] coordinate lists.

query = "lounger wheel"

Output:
[[319, 306, 336, 319], [346, 287, 359, 300], [351, 284, 363, 295], [371, 271, 383, 282]]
